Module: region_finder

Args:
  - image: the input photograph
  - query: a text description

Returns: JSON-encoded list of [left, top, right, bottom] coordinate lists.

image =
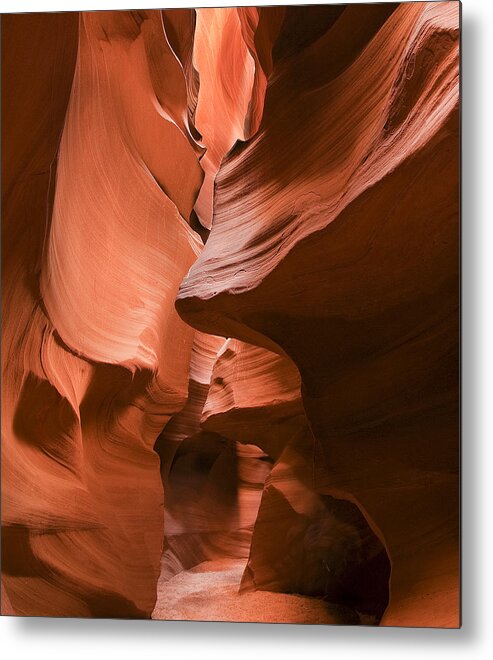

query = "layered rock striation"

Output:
[[2, 9, 203, 618], [176, 2, 460, 628], [2, 4, 459, 627]]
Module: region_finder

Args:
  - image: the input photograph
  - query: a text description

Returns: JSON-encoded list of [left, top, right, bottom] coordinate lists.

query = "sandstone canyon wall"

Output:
[[1, 3, 460, 627]]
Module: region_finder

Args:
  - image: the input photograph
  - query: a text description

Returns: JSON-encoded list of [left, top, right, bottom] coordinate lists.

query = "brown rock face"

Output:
[[2, 4, 459, 627], [176, 2, 460, 628], [2, 10, 202, 618]]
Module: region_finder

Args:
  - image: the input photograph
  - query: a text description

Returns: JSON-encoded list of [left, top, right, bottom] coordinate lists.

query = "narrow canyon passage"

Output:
[[1, 4, 459, 627], [152, 336, 391, 624]]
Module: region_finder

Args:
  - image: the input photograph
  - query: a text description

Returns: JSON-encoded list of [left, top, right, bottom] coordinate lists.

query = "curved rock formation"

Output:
[[203, 340, 390, 625], [191, 8, 255, 230], [2, 9, 204, 617], [155, 334, 273, 581], [2, 4, 460, 627], [176, 2, 460, 628], [202, 339, 304, 454]]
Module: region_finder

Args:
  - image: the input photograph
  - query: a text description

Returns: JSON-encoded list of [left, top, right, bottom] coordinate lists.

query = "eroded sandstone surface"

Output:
[[2, 4, 459, 626]]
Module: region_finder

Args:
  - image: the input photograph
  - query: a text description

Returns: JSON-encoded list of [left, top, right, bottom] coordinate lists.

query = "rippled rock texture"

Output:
[[2, 3, 459, 627]]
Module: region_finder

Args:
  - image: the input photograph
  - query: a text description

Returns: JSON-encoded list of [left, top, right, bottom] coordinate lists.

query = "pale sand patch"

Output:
[[152, 558, 351, 624]]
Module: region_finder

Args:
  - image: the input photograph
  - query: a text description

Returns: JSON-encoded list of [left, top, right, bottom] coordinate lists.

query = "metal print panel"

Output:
[[1, 2, 460, 627]]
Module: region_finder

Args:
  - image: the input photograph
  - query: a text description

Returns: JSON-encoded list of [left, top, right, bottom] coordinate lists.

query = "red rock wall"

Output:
[[2, 4, 459, 626], [2, 9, 203, 618], [176, 2, 460, 628]]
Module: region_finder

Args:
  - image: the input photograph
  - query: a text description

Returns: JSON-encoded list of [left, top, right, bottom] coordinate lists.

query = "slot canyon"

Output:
[[1, 3, 460, 627]]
